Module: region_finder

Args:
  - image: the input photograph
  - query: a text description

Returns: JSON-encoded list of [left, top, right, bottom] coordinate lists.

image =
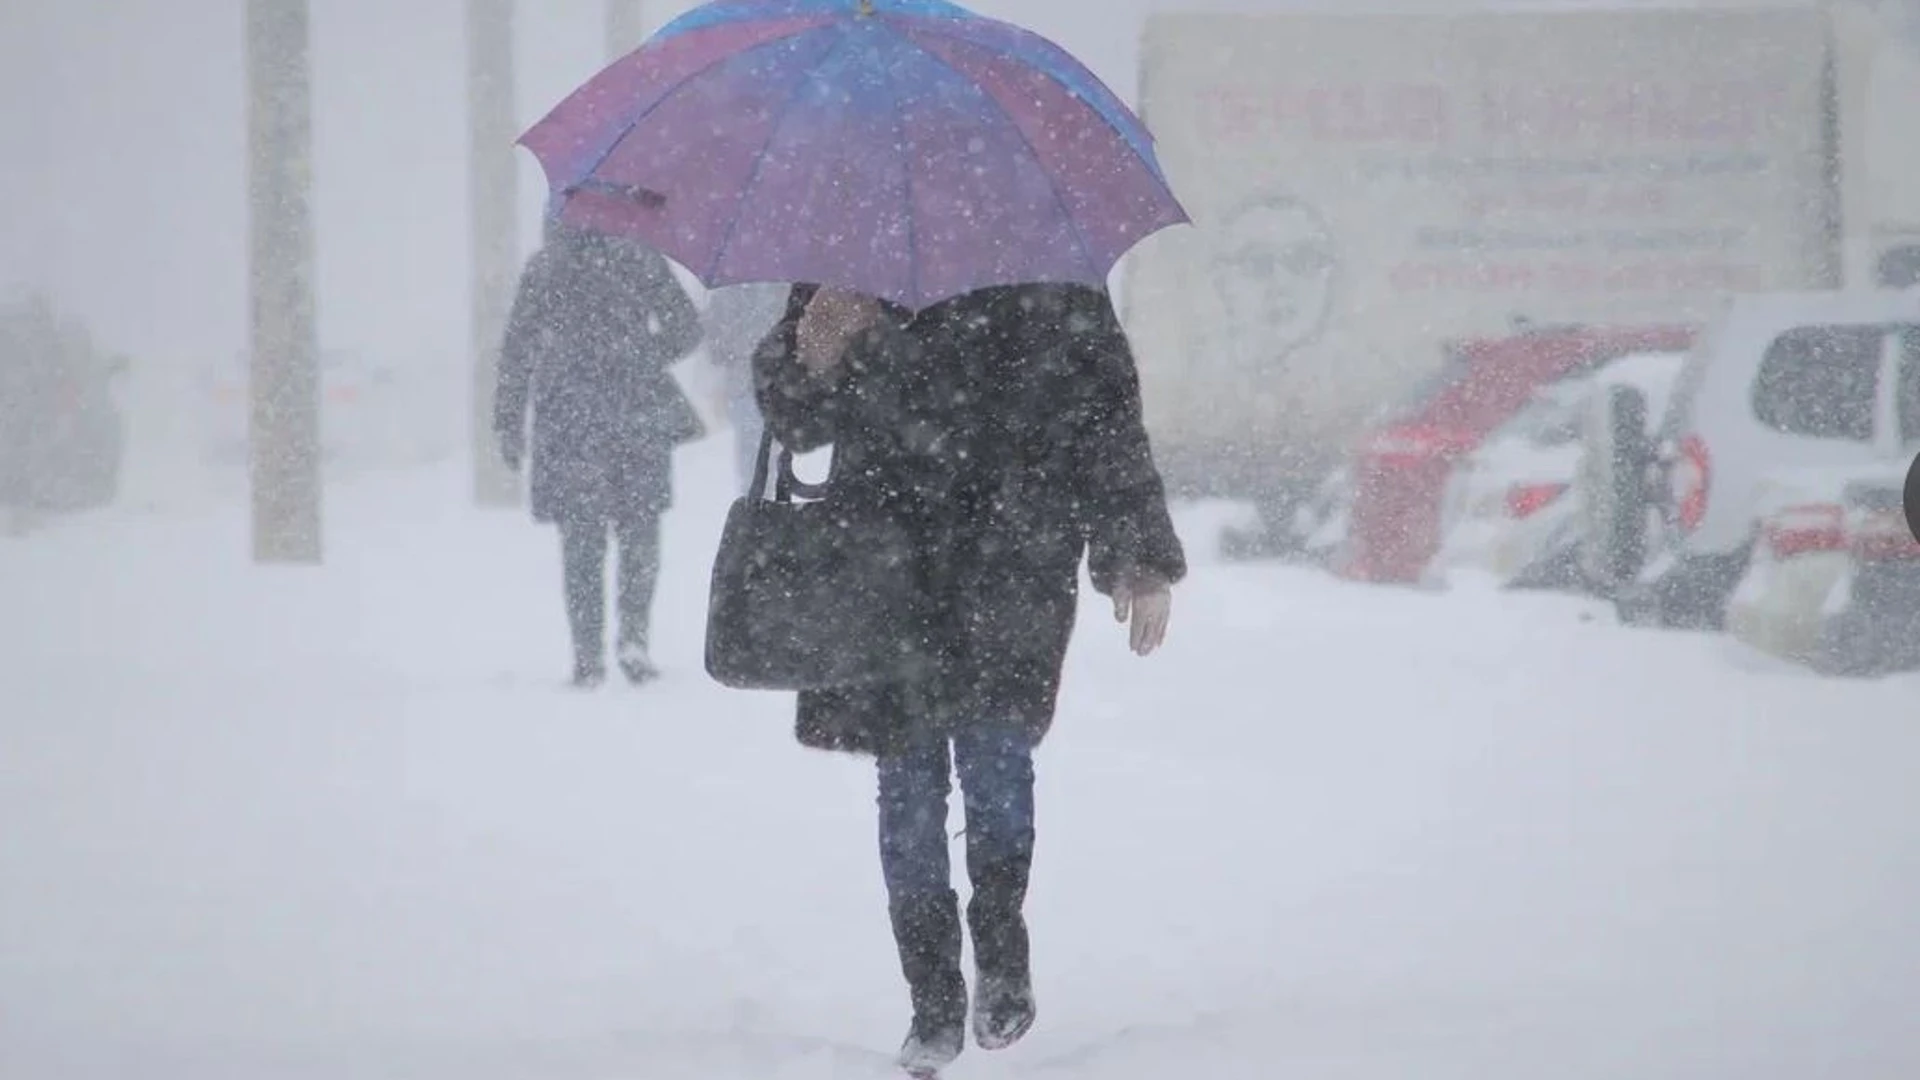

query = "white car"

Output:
[[1604, 290, 1920, 628], [1727, 459, 1920, 675], [1435, 350, 1686, 590], [1287, 463, 1354, 566]]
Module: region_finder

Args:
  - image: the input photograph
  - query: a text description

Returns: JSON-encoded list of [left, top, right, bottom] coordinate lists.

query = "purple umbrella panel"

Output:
[[518, 0, 1190, 310]]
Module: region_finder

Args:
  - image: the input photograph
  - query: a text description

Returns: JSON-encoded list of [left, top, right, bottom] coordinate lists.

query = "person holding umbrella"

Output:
[[494, 218, 704, 688], [518, 0, 1192, 1071], [755, 280, 1184, 1071]]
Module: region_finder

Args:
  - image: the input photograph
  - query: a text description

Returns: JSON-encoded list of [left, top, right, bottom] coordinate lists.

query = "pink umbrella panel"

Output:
[[518, 0, 1189, 311]]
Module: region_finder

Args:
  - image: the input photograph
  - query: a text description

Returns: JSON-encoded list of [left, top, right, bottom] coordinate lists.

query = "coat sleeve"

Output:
[[493, 253, 546, 449], [1067, 288, 1188, 596], [751, 284, 856, 454]]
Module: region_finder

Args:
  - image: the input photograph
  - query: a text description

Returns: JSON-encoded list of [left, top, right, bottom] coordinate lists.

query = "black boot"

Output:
[[890, 889, 967, 1074], [967, 859, 1035, 1050], [570, 655, 606, 689], [615, 637, 658, 685]]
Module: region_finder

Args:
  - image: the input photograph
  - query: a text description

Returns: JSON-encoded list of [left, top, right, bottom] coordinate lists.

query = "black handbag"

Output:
[[705, 430, 929, 691]]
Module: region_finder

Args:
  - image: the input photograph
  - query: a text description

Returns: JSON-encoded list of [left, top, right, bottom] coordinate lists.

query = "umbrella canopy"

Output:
[[518, 0, 1189, 311]]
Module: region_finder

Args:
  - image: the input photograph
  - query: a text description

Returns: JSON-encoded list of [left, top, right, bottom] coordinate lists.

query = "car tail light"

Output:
[[1848, 506, 1920, 561], [1671, 435, 1710, 534], [1763, 503, 1847, 559], [1504, 481, 1567, 519]]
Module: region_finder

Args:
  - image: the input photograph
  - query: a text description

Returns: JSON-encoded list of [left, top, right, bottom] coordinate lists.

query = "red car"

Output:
[[1333, 323, 1696, 584]]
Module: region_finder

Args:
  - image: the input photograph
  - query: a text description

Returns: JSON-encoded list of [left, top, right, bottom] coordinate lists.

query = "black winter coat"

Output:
[[495, 230, 704, 525], [753, 283, 1187, 757]]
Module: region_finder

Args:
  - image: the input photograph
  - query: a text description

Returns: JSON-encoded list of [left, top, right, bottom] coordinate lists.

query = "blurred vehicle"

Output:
[[1121, 3, 1913, 555], [1329, 323, 1694, 584], [199, 350, 446, 476], [1284, 463, 1354, 566], [1725, 461, 1920, 676], [1434, 350, 1688, 590], [1597, 290, 1920, 629], [0, 295, 127, 516]]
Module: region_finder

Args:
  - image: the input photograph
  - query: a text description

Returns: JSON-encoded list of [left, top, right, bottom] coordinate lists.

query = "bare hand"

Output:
[[796, 287, 882, 375], [1112, 576, 1172, 656]]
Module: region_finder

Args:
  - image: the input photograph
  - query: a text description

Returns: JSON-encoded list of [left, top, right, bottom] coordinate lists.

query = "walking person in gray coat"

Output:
[[494, 221, 705, 687]]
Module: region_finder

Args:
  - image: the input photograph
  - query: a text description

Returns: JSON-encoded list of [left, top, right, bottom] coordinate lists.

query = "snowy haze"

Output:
[[0, 0, 1181, 370], [6, 2, 1920, 1079], [5, 0, 1895, 367], [5, 443, 1920, 1080]]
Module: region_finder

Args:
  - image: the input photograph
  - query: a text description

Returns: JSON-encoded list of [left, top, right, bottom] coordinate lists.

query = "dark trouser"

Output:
[[878, 720, 1036, 1023], [0, 388, 30, 523], [558, 512, 662, 670]]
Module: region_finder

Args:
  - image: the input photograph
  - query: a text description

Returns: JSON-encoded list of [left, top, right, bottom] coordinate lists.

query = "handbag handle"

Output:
[[750, 425, 832, 504]]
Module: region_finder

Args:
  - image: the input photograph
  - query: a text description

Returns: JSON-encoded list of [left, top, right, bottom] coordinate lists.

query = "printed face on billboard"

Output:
[[1208, 194, 1337, 370]]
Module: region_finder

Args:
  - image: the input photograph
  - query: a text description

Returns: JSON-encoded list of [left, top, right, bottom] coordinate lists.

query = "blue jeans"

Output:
[[878, 722, 1038, 1026], [877, 722, 1036, 902]]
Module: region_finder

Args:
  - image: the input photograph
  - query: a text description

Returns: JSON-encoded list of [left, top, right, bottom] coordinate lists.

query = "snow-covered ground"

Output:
[[4, 434, 1919, 1080]]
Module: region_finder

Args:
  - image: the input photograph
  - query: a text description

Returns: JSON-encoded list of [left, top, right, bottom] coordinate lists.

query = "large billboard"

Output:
[[1124, 7, 1834, 495], [1834, 0, 1920, 287]]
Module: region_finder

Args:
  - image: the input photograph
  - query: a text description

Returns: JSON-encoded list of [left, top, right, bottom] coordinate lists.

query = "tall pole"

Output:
[[468, 0, 522, 507], [246, 0, 322, 564], [607, 0, 647, 60]]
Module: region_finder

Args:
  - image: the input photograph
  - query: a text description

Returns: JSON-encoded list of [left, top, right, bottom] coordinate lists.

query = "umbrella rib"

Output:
[[915, 20, 1163, 174], [705, 31, 860, 284], [564, 25, 831, 200], [879, 49, 920, 308], [889, 33, 1097, 279]]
